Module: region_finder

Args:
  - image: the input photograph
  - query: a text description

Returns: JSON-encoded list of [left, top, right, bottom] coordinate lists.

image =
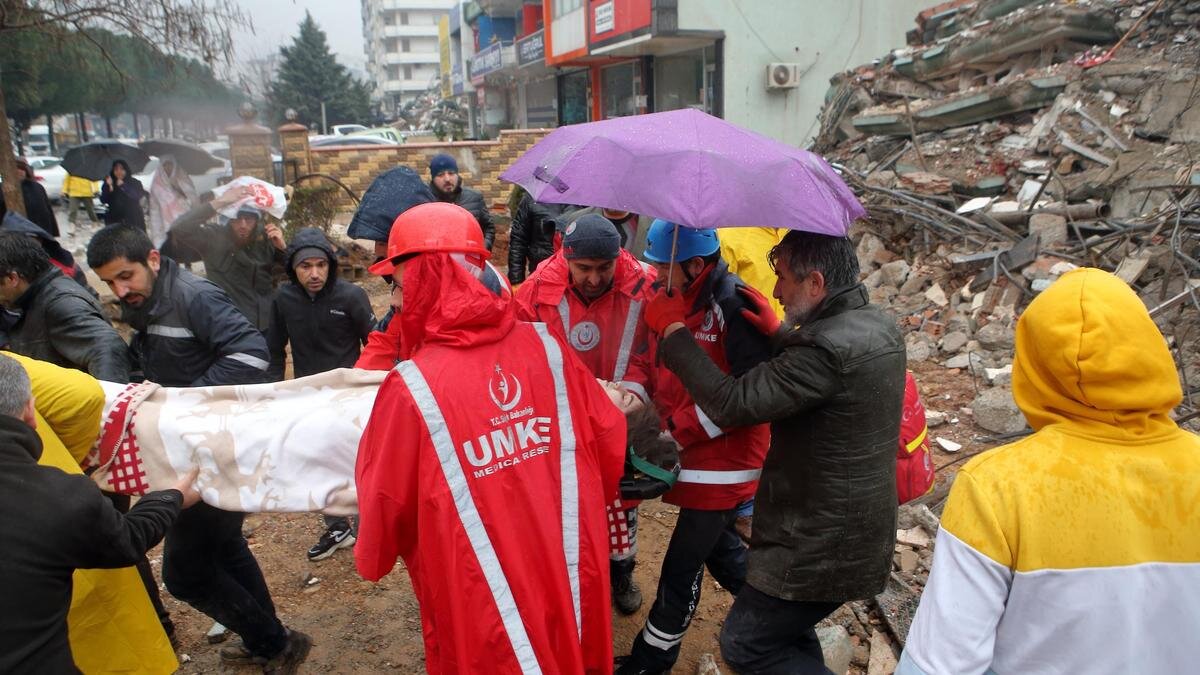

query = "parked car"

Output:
[[349, 127, 404, 143], [26, 155, 66, 202], [330, 124, 369, 136], [310, 135, 399, 148]]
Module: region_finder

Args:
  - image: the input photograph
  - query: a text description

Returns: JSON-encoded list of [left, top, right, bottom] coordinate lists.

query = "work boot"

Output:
[[218, 641, 265, 666], [611, 558, 643, 615], [263, 629, 313, 675]]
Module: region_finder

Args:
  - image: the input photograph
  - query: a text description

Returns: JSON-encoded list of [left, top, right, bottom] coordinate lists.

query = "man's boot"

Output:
[[611, 558, 643, 615]]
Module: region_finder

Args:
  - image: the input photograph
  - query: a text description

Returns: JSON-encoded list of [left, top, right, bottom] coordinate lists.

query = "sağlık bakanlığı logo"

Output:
[[569, 320, 602, 352], [488, 363, 522, 412], [464, 364, 551, 476]]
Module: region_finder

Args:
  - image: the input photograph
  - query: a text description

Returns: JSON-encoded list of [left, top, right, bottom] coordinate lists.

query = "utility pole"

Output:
[[321, 102, 327, 135]]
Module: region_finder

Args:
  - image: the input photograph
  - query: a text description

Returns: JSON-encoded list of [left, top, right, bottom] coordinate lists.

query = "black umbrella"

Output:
[[139, 138, 224, 174], [347, 167, 435, 242], [61, 141, 151, 181]]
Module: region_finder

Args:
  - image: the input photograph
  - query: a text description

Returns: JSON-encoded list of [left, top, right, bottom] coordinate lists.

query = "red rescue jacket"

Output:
[[643, 261, 772, 510], [514, 250, 656, 395], [355, 253, 626, 675]]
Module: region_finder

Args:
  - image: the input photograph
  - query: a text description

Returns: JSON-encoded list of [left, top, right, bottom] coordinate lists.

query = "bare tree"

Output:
[[237, 48, 280, 104], [0, 0, 250, 216]]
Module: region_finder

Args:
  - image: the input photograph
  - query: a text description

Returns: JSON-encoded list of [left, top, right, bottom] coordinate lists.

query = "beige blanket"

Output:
[[88, 369, 387, 517]]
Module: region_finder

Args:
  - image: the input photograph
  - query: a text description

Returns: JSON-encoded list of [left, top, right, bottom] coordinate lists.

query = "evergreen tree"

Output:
[[267, 12, 371, 128]]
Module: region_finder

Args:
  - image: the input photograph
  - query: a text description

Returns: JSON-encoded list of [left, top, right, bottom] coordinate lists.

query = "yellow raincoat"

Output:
[[63, 175, 99, 199], [718, 227, 786, 319], [7, 353, 177, 675], [899, 269, 1200, 674]]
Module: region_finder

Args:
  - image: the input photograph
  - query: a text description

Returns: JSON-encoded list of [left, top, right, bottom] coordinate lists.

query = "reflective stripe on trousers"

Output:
[[676, 468, 762, 485]]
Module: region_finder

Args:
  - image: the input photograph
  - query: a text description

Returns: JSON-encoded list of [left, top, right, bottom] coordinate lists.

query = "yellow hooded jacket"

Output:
[[6, 353, 177, 675], [718, 227, 786, 319], [899, 269, 1200, 675]]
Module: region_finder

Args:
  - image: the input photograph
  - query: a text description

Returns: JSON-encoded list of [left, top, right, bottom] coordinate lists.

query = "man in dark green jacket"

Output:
[[166, 186, 287, 332], [643, 230, 905, 674]]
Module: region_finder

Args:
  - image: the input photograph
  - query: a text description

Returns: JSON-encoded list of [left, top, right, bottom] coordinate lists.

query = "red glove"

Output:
[[644, 288, 689, 336], [738, 285, 782, 336]]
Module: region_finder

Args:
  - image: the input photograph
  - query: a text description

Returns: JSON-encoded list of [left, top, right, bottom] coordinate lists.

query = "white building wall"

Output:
[[677, 0, 930, 146], [363, 0, 457, 108]]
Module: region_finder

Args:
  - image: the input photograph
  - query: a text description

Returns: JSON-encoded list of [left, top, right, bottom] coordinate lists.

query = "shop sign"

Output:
[[517, 30, 545, 67], [452, 63, 464, 95], [594, 1, 615, 34], [470, 41, 505, 82]]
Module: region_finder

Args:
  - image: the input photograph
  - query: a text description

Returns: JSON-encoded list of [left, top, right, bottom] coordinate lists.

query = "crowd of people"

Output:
[[0, 147, 1196, 675]]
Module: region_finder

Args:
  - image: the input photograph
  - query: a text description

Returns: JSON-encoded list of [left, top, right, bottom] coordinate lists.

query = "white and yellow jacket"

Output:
[[899, 268, 1200, 675]]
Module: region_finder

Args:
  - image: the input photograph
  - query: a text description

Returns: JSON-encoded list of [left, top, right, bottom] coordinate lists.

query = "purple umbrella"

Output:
[[501, 108, 864, 236]]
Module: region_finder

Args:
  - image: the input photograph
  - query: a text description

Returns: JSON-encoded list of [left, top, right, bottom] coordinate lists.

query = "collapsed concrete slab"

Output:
[[853, 74, 1068, 136]]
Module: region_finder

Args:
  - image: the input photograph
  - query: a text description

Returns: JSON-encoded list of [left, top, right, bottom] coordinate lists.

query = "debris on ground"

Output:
[[816, 2, 1199, 669]]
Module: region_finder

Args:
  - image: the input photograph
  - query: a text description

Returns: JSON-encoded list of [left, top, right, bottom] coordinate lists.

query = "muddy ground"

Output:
[[54, 212, 993, 674], [154, 354, 988, 675]]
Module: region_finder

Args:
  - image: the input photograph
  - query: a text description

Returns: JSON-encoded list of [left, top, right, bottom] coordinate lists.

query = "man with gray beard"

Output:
[[644, 231, 906, 674]]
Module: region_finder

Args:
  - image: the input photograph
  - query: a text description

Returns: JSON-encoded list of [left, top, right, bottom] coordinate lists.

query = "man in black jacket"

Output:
[[0, 232, 130, 382], [0, 353, 198, 675], [167, 186, 288, 331], [506, 189, 570, 285], [429, 153, 495, 250], [267, 227, 374, 560], [86, 226, 311, 672], [644, 231, 905, 674]]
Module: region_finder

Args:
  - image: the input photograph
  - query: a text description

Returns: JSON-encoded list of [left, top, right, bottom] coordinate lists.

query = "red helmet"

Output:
[[368, 202, 489, 276]]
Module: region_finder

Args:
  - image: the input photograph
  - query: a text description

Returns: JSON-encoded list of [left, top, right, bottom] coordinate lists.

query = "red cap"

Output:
[[369, 202, 489, 276]]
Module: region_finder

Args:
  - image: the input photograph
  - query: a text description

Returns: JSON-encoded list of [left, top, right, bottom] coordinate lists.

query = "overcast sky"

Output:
[[232, 0, 366, 74]]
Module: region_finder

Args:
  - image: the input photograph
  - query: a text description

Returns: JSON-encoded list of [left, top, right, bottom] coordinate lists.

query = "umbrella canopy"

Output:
[[139, 139, 223, 174], [347, 167, 435, 242], [501, 108, 865, 236], [60, 142, 150, 181]]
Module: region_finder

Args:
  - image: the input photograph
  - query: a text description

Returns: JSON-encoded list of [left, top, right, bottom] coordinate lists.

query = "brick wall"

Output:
[[305, 129, 552, 210]]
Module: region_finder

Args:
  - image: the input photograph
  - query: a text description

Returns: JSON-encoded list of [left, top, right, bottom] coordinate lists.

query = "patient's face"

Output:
[[600, 380, 644, 414]]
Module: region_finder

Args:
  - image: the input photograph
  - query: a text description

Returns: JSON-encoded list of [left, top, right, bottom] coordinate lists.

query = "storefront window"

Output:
[[601, 62, 638, 119], [654, 45, 717, 115], [558, 69, 590, 125]]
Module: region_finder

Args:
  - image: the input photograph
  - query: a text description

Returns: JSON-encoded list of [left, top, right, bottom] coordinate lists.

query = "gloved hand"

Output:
[[644, 288, 689, 336], [737, 285, 782, 336]]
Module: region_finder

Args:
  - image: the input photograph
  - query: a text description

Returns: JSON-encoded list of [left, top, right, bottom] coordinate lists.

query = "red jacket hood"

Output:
[[399, 253, 515, 359], [529, 249, 655, 306]]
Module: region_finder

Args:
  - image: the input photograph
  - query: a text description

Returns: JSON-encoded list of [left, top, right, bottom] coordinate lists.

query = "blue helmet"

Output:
[[643, 219, 720, 263]]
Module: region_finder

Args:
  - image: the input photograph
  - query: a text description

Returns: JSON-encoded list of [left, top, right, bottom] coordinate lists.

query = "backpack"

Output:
[[897, 371, 936, 504]]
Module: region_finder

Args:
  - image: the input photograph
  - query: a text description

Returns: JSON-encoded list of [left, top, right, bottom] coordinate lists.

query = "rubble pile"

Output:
[[806, 6, 1199, 667], [816, 0, 1200, 448]]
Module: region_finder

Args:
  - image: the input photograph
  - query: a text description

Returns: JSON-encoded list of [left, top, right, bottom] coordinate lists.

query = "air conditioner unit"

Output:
[[767, 63, 803, 90]]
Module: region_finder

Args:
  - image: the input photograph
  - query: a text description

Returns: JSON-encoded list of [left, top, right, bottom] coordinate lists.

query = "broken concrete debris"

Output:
[[810, 3, 1199, 670], [824, 0, 1200, 437]]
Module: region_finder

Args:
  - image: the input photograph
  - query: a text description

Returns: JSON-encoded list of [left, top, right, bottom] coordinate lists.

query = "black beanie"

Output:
[[562, 214, 620, 260], [429, 153, 458, 177]]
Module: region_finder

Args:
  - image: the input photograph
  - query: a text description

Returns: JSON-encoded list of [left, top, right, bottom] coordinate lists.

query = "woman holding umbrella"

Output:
[[147, 155, 198, 247], [99, 160, 147, 231]]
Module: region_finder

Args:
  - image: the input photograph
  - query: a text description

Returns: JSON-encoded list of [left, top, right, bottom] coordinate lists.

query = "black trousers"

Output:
[[161, 503, 287, 658], [627, 507, 747, 671], [719, 584, 841, 675], [105, 492, 173, 637]]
